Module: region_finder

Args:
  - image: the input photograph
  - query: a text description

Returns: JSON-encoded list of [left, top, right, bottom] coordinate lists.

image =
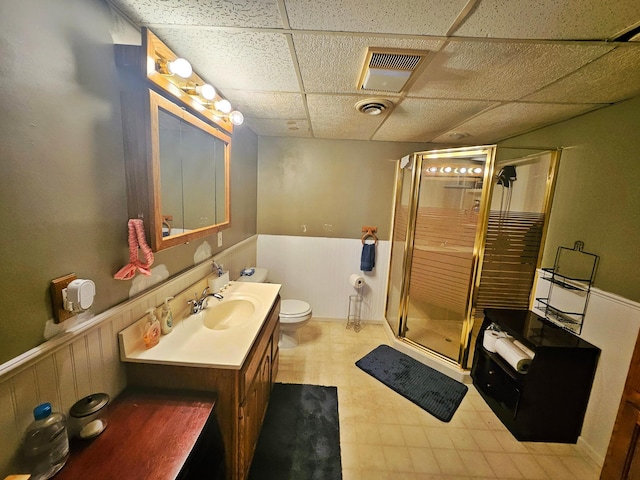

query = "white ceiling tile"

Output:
[[373, 98, 497, 142], [222, 90, 307, 119], [432, 103, 603, 144], [523, 45, 640, 104], [454, 0, 640, 40], [306, 94, 387, 140], [152, 28, 299, 92], [285, 0, 469, 35], [110, 0, 283, 27], [293, 34, 443, 93], [244, 118, 312, 137], [409, 41, 613, 100], [109, 0, 640, 144]]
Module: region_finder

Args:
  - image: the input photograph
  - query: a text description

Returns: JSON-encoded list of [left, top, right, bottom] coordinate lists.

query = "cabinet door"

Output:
[[473, 351, 521, 415], [258, 343, 272, 422], [238, 350, 272, 480], [602, 330, 640, 479], [601, 395, 640, 479]]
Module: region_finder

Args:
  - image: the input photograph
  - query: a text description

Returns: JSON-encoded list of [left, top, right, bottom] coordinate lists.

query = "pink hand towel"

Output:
[[114, 219, 155, 280]]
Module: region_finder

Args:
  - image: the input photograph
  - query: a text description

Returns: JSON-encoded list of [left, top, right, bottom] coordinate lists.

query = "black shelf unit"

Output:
[[471, 308, 600, 443], [535, 241, 598, 334]]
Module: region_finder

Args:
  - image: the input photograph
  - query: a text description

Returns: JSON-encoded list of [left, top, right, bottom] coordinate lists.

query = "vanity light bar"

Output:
[[145, 28, 243, 130], [425, 166, 484, 175]]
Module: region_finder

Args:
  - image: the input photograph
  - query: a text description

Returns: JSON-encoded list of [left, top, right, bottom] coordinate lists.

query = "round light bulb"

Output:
[[168, 58, 192, 78], [473, 167, 483, 174], [444, 166, 452, 173], [229, 110, 244, 126], [215, 99, 232, 114], [459, 167, 467, 173], [197, 84, 216, 100], [428, 166, 437, 173]]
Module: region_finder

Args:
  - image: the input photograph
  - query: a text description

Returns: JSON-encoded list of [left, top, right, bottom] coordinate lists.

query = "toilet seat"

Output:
[[279, 299, 312, 323]]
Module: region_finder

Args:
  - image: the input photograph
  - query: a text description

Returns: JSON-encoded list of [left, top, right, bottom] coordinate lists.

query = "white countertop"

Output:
[[118, 281, 281, 370]]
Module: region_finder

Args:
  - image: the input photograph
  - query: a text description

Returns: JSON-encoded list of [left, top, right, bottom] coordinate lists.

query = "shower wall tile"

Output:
[[257, 235, 389, 322], [0, 236, 258, 477]]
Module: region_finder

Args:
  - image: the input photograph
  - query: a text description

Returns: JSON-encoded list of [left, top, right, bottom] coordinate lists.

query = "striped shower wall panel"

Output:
[[409, 207, 478, 316], [476, 211, 545, 311], [396, 206, 545, 316]]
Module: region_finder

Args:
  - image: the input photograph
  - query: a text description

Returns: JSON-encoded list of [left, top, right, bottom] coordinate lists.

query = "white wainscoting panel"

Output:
[[257, 235, 390, 322], [533, 271, 640, 466], [0, 236, 257, 477]]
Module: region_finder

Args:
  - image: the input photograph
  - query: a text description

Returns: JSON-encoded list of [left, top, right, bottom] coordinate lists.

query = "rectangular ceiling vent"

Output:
[[358, 48, 429, 93]]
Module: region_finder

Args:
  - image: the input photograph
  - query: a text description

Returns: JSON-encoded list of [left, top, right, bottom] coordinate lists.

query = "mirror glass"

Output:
[[151, 90, 231, 249]]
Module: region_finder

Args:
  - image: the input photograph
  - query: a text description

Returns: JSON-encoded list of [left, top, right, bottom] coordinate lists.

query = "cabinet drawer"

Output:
[[474, 351, 521, 417]]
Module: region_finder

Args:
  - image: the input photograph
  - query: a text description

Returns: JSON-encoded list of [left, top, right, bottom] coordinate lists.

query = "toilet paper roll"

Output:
[[349, 274, 365, 288], [482, 329, 506, 353], [495, 337, 533, 374]]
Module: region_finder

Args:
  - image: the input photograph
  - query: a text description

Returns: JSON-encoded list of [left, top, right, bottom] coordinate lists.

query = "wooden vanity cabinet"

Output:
[[125, 296, 281, 480], [471, 308, 600, 443]]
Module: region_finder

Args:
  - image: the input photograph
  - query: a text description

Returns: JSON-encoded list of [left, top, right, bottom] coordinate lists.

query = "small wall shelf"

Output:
[[535, 241, 598, 334]]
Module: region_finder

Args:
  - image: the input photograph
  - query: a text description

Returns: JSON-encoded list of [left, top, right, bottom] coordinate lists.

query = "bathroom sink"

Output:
[[202, 298, 256, 330], [119, 281, 282, 369]]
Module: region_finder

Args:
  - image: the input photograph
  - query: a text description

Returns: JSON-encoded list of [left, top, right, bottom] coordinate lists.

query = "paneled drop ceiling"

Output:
[[107, 0, 640, 145]]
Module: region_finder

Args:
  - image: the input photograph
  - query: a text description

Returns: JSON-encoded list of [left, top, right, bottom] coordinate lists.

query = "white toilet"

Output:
[[237, 267, 312, 349]]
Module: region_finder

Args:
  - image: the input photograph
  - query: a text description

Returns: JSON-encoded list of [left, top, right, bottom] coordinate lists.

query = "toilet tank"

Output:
[[236, 267, 268, 283]]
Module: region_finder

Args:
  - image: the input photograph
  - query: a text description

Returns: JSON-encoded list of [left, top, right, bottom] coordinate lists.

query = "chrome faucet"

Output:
[[186, 287, 223, 314]]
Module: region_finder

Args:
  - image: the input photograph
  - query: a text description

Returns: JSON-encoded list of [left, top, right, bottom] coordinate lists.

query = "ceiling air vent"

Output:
[[358, 47, 429, 93], [355, 98, 394, 116]]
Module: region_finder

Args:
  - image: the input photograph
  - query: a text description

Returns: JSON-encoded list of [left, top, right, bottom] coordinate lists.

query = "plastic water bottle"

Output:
[[22, 403, 69, 479]]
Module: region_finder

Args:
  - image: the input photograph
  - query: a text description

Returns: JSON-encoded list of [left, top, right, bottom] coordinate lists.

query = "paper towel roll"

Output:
[[513, 340, 535, 359], [495, 337, 532, 374], [350, 274, 365, 288]]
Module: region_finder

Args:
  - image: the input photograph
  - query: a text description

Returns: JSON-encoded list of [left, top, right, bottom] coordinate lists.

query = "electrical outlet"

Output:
[[50, 273, 77, 324], [217, 231, 223, 247]]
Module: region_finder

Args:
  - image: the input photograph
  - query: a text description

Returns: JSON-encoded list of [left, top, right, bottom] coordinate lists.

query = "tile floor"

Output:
[[275, 320, 602, 480]]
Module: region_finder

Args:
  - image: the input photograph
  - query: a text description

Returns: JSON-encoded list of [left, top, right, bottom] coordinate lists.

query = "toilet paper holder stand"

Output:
[[346, 284, 363, 332]]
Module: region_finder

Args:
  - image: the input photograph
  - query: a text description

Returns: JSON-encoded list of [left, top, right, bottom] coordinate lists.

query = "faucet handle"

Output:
[[200, 286, 210, 300]]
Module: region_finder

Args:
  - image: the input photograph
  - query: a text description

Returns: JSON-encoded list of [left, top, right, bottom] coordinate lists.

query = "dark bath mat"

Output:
[[248, 383, 342, 480], [356, 344, 468, 422]]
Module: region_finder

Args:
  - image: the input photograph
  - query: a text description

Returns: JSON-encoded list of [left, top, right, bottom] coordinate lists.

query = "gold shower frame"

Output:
[[385, 145, 561, 369]]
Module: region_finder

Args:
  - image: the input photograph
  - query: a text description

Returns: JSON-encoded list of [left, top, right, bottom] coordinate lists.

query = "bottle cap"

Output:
[[33, 403, 52, 420]]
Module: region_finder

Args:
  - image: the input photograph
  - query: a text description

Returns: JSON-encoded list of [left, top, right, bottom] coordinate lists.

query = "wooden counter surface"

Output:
[[56, 388, 218, 480]]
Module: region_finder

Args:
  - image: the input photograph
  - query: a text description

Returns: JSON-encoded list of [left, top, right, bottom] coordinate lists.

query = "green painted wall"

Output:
[[257, 137, 433, 240], [501, 96, 640, 302], [0, 0, 258, 365]]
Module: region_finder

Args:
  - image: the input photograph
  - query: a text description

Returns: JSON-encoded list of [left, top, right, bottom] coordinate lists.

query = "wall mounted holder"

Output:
[[51, 274, 77, 323], [361, 226, 378, 245], [50, 274, 96, 324], [535, 241, 599, 335]]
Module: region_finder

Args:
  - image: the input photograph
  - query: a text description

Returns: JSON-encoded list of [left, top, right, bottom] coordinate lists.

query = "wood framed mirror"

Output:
[[116, 29, 233, 252], [149, 90, 231, 250]]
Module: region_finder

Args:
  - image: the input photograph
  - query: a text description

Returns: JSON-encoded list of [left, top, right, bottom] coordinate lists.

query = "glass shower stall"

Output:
[[385, 145, 559, 370]]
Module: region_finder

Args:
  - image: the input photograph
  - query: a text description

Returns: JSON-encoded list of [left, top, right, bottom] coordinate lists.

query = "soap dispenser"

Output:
[[161, 297, 174, 335], [143, 308, 161, 349]]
